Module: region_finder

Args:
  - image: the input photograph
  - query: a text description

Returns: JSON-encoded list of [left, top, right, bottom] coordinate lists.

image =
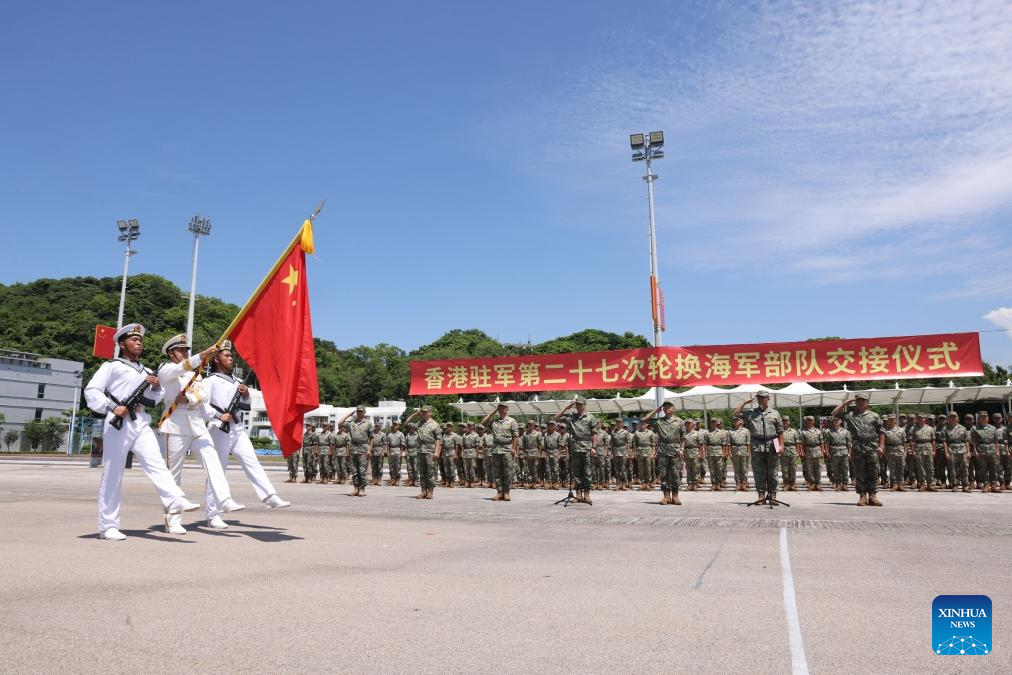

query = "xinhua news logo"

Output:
[[933, 595, 992, 655]]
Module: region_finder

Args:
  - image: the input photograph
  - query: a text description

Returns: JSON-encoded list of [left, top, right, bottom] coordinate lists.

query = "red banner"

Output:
[[409, 332, 982, 395], [93, 324, 115, 359]]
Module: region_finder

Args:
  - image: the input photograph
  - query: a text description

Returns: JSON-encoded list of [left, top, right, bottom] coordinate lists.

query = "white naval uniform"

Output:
[[84, 358, 188, 532], [157, 355, 233, 517], [204, 371, 280, 517]]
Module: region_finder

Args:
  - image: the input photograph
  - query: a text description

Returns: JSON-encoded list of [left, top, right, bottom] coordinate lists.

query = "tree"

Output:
[[3, 430, 18, 451], [22, 417, 67, 452]]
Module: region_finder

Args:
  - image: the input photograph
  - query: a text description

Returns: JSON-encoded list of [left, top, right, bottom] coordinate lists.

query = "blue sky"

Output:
[[3, 1, 1012, 367]]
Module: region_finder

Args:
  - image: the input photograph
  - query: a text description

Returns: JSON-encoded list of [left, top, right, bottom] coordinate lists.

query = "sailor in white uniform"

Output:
[[157, 334, 244, 534], [204, 341, 290, 523], [84, 324, 200, 540]]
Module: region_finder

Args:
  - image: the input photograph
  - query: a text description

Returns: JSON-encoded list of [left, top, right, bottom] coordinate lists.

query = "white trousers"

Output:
[[207, 427, 279, 518], [98, 420, 185, 532], [165, 431, 232, 517]]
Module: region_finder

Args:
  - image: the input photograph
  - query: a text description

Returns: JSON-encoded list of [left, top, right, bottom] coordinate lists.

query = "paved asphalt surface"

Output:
[[1, 459, 1009, 674]]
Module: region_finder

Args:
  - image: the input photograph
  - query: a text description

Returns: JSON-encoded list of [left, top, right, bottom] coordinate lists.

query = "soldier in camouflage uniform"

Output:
[[822, 416, 852, 491], [882, 415, 909, 491], [401, 406, 440, 499], [475, 423, 487, 486], [728, 416, 751, 491], [439, 423, 459, 488], [301, 424, 320, 484], [735, 392, 784, 501], [317, 424, 336, 483], [831, 395, 884, 506], [369, 422, 386, 486], [780, 416, 800, 491], [934, 413, 952, 488], [799, 416, 825, 490], [593, 423, 611, 489], [333, 423, 350, 484], [286, 430, 302, 483], [404, 422, 420, 486], [632, 421, 656, 492], [908, 414, 936, 491], [542, 420, 563, 489], [386, 421, 405, 486], [704, 418, 730, 490], [456, 422, 476, 487], [963, 413, 977, 487], [479, 423, 495, 487], [941, 411, 969, 492], [339, 406, 374, 496], [608, 419, 631, 491], [995, 413, 1011, 490], [480, 402, 519, 501], [642, 402, 684, 504], [970, 411, 1002, 493], [555, 398, 599, 504], [520, 420, 543, 489], [681, 420, 704, 491]]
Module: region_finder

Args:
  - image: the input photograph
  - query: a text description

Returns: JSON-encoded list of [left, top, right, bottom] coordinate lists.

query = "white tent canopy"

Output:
[[450, 381, 1012, 420]]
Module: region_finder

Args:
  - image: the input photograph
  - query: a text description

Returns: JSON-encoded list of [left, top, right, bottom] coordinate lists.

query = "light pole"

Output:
[[630, 131, 666, 408], [67, 370, 82, 455], [185, 214, 212, 347], [115, 219, 140, 356]]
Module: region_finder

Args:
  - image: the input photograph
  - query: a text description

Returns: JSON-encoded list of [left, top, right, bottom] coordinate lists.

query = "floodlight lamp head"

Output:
[[629, 133, 645, 150], [648, 130, 664, 147], [127, 218, 140, 231], [117, 220, 128, 233]]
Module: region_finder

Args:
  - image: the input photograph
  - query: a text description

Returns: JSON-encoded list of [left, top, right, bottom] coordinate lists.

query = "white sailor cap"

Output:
[[114, 323, 145, 342], [161, 333, 190, 356]]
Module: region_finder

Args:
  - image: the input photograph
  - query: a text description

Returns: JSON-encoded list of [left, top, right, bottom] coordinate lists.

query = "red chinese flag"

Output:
[[231, 244, 319, 457], [93, 325, 115, 359]]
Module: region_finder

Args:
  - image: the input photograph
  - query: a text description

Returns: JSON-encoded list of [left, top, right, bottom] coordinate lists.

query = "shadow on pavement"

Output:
[[77, 530, 196, 543]]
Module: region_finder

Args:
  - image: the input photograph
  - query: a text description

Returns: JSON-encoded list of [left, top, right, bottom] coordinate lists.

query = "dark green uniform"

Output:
[[741, 405, 784, 495], [490, 415, 519, 493], [654, 416, 683, 495], [347, 418, 374, 490], [836, 409, 883, 496], [302, 430, 321, 482], [909, 423, 935, 487], [559, 412, 599, 492], [971, 423, 1000, 487], [800, 426, 824, 488], [823, 427, 852, 487], [387, 429, 405, 483], [415, 419, 441, 493]]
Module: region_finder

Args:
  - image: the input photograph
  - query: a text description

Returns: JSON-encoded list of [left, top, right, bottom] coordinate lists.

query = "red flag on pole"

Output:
[[231, 227, 319, 457], [93, 325, 116, 359]]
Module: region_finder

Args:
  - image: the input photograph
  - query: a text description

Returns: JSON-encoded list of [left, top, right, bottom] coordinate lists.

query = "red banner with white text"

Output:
[[409, 332, 982, 395]]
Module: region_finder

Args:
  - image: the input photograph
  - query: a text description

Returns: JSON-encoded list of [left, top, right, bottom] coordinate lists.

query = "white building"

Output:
[[245, 387, 406, 444], [0, 348, 84, 452]]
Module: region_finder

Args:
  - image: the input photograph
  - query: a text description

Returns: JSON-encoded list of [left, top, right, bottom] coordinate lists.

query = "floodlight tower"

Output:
[[185, 214, 212, 347], [115, 219, 140, 356], [630, 131, 666, 408]]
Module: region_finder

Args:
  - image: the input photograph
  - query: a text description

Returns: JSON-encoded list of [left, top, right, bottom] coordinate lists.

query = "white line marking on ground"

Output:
[[780, 527, 809, 675]]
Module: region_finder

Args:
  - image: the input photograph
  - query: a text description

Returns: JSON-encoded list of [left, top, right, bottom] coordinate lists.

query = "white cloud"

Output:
[[983, 307, 1012, 337]]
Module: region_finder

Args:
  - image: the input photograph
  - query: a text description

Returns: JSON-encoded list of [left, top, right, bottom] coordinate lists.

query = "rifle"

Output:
[[107, 372, 155, 431], [216, 373, 251, 433]]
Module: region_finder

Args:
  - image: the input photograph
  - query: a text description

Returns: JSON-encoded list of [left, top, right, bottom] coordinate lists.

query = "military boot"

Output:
[[868, 494, 882, 506], [993, 483, 1003, 493], [584, 491, 593, 505], [670, 493, 681, 505], [857, 493, 867, 506], [660, 491, 670, 505], [896, 483, 906, 492], [503, 491, 511, 501], [982, 483, 991, 493]]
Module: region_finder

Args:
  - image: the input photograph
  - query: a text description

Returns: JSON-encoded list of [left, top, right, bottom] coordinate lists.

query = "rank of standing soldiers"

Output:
[[287, 393, 1012, 506]]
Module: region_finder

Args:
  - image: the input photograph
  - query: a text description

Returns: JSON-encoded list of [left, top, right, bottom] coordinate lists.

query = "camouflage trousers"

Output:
[[461, 457, 476, 483], [831, 455, 850, 485], [951, 453, 969, 486], [416, 452, 437, 492], [318, 451, 334, 480], [852, 447, 879, 495], [545, 455, 560, 483], [779, 453, 797, 486], [914, 453, 933, 485], [388, 453, 401, 483], [334, 453, 348, 481], [524, 456, 540, 485], [475, 456, 485, 482], [707, 456, 725, 485], [406, 453, 418, 482], [1002, 453, 1012, 487], [657, 454, 681, 493], [610, 455, 626, 483], [734, 454, 751, 485], [570, 451, 592, 491], [887, 454, 906, 484], [370, 454, 384, 482], [349, 453, 368, 489], [591, 454, 606, 484], [935, 451, 952, 485], [440, 454, 457, 483], [684, 456, 700, 486], [752, 450, 779, 495], [804, 454, 822, 486], [636, 455, 652, 485], [491, 452, 515, 492], [286, 452, 300, 478], [978, 454, 999, 484], [302, 450, 318, 480]]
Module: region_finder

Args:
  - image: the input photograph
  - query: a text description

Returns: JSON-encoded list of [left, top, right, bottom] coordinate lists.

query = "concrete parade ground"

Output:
[[1, 459, 1010, 674]]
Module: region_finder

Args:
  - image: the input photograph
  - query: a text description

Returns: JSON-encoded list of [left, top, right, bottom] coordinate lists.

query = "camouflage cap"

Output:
[[574, 396, 587, 405], [420, 405, 432, 412], [883, 414, 894, 420], [977, 410, 990, 417], [803, 415, 815, 421], [854, 393, 869, 401], [756, 391, 770, 398], [495, 401, 508, 408], [947, 411, 958, 417], [915, 412, 925, 418], [925, 414, 935, 420]]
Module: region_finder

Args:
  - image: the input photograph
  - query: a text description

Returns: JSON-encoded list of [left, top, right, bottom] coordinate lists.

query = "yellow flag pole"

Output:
[[157, 203, 325, 429]]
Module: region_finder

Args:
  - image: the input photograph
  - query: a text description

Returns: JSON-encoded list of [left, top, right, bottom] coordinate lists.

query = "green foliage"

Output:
[[249, 435, 275, 450], [22, 417, 66, 451], [3, 430, 18, 451]]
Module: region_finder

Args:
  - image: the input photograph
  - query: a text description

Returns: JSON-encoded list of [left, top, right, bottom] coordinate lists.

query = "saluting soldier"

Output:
[[734, 392, 784, 502], [543, 420, 564, 489], [84, 324, 201, 540], [157, 334, 244, 532], [480, 402, 519, 501], [401, 407, 440, 498], [642, 401, 684, 504], [883, 415, 910, 491], [799, 416, 825, 490], [831, 394, 884, 506], [333, 423, 351, 484], [339, 406, 374, 497], [555, 398, 598, 504], [780, 416, 800, 491], [729, 416, 752, 491], [970, 411, 1002, 493], [204, 343, 290, 520]]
